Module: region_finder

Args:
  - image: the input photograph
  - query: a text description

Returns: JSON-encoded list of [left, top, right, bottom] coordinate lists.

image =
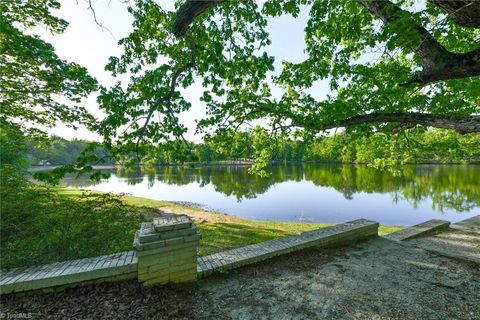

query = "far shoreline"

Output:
[[28, 161, 480, 172]]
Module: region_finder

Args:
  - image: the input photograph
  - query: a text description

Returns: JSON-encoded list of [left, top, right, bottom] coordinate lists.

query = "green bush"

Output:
[[0, 123, 147, 270], [0, 186, 146, 270]]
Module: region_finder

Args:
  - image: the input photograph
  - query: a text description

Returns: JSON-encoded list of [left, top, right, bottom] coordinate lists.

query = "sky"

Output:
[[42, 0, 329, 141]]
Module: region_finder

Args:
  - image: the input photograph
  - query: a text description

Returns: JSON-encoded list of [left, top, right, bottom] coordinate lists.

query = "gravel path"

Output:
[[2, 236, 479, 319]]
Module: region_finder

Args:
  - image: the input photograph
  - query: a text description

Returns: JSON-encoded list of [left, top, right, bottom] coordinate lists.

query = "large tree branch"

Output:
[[135, 36, 197, 152], [173, 0, 224, 37], [402, 47, 480, 85], [357, 0, 480, 85], [429, 0, 480, 28], [170, 1, 480, 134], [297, 113, 480, 134], [173, 1, 480, 85]]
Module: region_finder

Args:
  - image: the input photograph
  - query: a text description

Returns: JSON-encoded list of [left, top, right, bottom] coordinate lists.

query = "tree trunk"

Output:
[[357, 0, 480, 85], [429, 0, 480, 28], [170, 1, 480, 133], [173, 0, 224, 37]]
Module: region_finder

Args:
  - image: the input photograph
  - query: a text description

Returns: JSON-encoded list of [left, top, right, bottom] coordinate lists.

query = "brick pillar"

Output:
[[134, 215, 200, 287]]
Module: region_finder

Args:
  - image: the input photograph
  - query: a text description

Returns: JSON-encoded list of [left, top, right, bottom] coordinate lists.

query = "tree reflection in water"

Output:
[[62, 164, 480, 213]]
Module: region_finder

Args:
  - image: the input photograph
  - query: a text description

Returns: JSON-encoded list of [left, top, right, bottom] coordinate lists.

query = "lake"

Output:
[[59, 164, 480, 226]]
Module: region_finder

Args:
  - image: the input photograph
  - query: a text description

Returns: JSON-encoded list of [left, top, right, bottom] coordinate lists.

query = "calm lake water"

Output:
[[60, 164, 480, 226]]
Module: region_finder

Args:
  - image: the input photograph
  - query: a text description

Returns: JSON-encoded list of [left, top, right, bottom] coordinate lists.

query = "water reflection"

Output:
[[61, 164, 480, 225]]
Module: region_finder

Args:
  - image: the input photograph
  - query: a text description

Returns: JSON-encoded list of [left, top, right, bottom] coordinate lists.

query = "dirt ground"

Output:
[[2, 233, 479, 320]]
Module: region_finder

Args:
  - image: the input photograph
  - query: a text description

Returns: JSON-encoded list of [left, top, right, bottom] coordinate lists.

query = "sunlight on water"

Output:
[[60, 164, 480, 226]]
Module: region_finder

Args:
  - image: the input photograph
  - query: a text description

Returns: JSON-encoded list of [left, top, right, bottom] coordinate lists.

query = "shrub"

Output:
[[0, 187, 146, 270]]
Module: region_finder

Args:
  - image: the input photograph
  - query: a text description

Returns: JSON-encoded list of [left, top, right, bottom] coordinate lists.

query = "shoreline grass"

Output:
[[2, 186, 403, 270], [58, 188, 404, 256]]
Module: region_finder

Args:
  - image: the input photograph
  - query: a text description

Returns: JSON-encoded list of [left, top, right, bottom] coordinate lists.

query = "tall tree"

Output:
[[0, 0, 97, 138], [0, 1, 106, 181], [99, 0, 479, 159]]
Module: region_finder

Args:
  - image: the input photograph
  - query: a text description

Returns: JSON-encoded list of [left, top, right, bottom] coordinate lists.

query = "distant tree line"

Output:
[[28, 129, 479, 167], [303, 129, 480, 166], [142, 128, 480, 167], [27, 136, 113, 166]]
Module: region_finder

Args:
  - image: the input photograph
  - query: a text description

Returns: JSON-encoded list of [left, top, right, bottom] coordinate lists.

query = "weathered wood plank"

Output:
[[451, 215, 480, 231]]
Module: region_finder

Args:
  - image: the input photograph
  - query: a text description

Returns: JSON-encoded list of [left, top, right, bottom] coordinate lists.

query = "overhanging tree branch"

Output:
[[135, 36, 197, 152], [296, 113, 480, 134], [173, 0, 480, 86], [357, 0, 480, 85], [171, 1, 480, 134], [429, 0, 480, 28]]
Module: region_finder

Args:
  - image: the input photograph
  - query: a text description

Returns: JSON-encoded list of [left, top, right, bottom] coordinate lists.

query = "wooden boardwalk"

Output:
[[197, 219, 379, 277]]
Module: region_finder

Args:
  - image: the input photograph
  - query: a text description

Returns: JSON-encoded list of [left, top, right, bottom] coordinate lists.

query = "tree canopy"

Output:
[[0, 0, 97, 138], [98, 0, 479, 158], [1, 0, 479, 175]]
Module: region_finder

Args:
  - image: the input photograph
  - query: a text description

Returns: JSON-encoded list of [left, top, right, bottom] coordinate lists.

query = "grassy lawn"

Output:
[[1, 187, 403, 270], [58, 188, 403, 256]]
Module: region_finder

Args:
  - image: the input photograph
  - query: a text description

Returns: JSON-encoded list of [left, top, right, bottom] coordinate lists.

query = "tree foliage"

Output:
[[0, 0, 97, 138], [134, 128, 479, 167], [1, 0, 479, 177], [27, 136, 113, 166], [97, 0, 479, 163]]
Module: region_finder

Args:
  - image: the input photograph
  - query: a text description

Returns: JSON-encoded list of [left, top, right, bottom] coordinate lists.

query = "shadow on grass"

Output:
[[198, 222, 312, 256]]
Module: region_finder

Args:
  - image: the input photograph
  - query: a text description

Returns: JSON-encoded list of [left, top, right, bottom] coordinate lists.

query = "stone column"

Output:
[[134, 215, 200, 287]]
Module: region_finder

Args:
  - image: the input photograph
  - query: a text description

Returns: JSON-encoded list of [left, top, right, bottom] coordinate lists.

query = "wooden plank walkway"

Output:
[[384, 219, 450, 242], [197, 219, 379, 278], [0, 251, 137, 294]]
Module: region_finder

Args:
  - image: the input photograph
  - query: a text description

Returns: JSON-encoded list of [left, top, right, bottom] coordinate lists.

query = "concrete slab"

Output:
[[384, 219, 450, 241], [198, 219, 379, 277]]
